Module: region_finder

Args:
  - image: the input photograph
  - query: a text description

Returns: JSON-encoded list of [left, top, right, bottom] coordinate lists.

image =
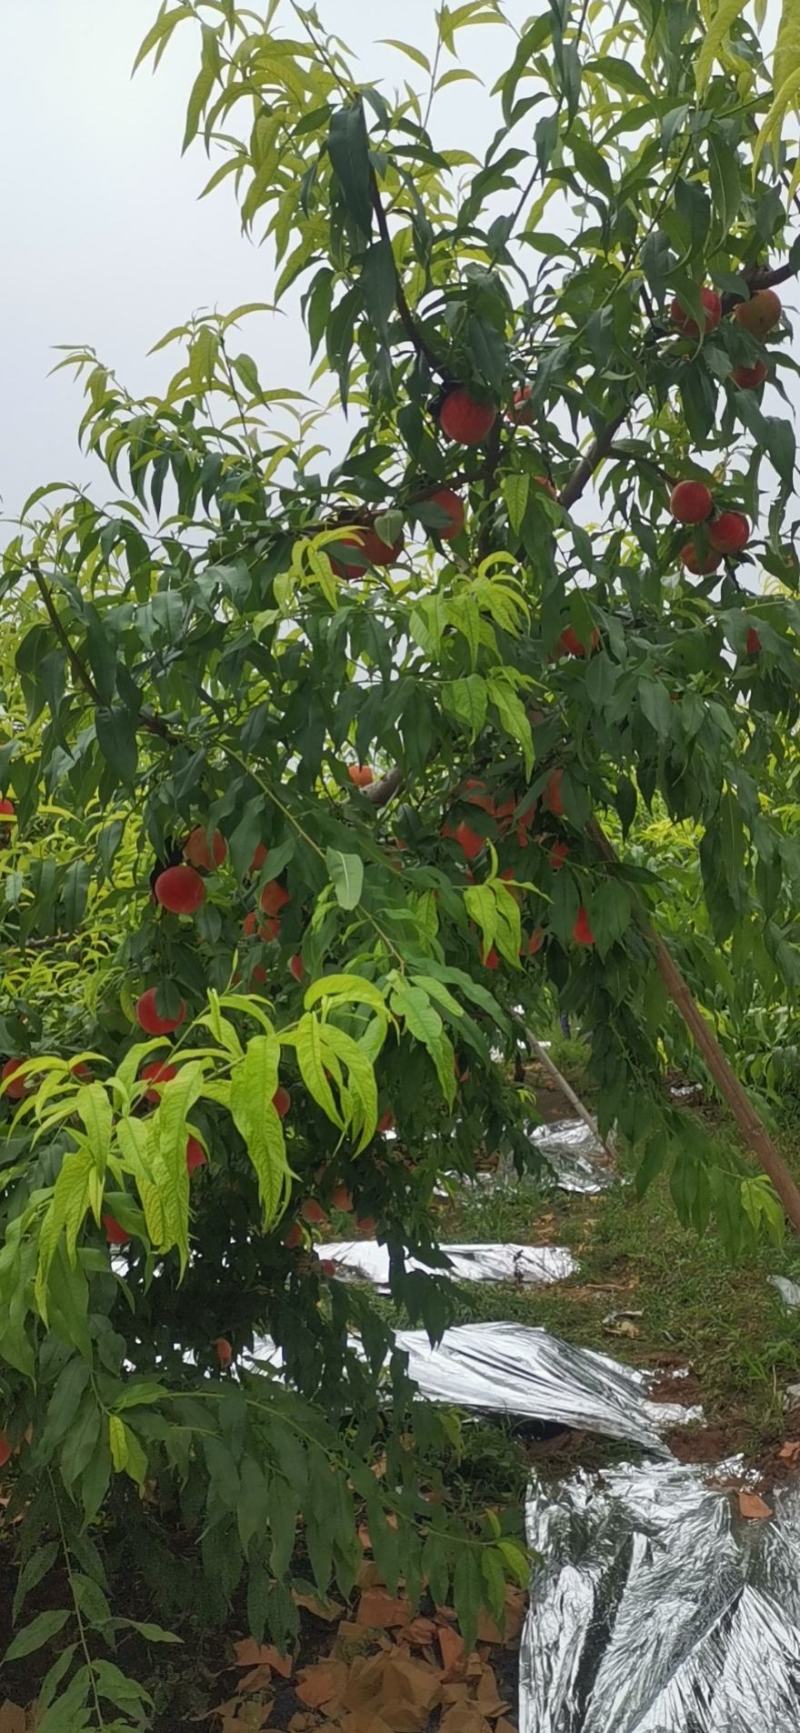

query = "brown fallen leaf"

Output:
[[495, 1720, 518, 1733], [738, 1489, 773, 1521], [778, 1440, 800, 1463], [233, 1639, 294, 1673], [404, 1616, 437, 1648], [0, 1705, 27, 1733], [220, 1708, 271, 1733], [295, 1659, 349, 1710], [236, 1666, 274, 1694], [342, 1651, 442, 1732], [288, 1716, 318, 1733], [356, 1558, 385, 1589], [440, 1683, 471, 1708], [293, 1590, 344, 1622], [438, 1624, 466, 1677], [476, 1586, 527, 1647], [356, 1588, 412, 1628], [338, 1715, 395, 1733], [475, 1663, 510, 1719], [439, 1708, 492, 1733]]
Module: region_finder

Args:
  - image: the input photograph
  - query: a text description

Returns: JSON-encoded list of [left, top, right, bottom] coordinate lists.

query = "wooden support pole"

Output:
[[589, 822, 800, 1235], [525, 1029, 615, 1163]]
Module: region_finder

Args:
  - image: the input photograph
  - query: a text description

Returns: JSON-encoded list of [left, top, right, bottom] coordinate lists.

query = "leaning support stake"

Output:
[[590, 822, 800, 1236], [525, 1030, 615, 1164], [652, 935, 800, 1234]]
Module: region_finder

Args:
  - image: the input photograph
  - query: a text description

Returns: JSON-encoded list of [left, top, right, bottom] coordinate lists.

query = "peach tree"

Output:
[[2, 0, 800, 1715]]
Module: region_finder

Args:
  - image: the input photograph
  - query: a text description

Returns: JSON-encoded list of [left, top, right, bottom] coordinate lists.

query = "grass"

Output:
[[436, 1131, 800, 1468]]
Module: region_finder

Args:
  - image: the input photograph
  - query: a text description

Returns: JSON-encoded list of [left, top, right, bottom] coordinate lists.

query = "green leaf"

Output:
[[109, 1414, 148, 1486], [35, 1147, 94, 1320], [61, 859, 90, 930], [502, 473, 530, 534], [230, 1034, 291, 1225], [638, 678, 673, 739], [118, 1619, 182, 1644], [13, 1543, 59, 1623], [5, 1607, 71, 1662], [379, 38, 431, 70], [77, 1083, 113, 1173], [442, 675, 487, 740], [132, 4, 194, 72], [95, 707, 138, 786], [326, 848, 364, 910], [487, 676, 533, 776], [708, 134, 741, 238], [295, 1013, 343, 1126], [360, 240, 396, 337], [695, 0, 749, 90], [591, 879, 632, 957], [304, 974, 388, 1019], [587, 54, 652, 98], [328, 102, 373, 235], [463, 883, 497, 958]]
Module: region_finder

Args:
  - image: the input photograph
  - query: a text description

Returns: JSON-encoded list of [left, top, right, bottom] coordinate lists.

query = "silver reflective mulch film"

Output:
[[323, 1241, 577, 1288], [395, 1323, 700, 1453], [529, 1118, 617, 1193], [249, 1322, 699, 1452], [520, 1457, 800, 1731]]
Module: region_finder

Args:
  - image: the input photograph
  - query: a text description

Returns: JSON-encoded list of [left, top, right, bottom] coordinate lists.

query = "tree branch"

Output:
[[30, 561, 103, 707], [362, 764, 404, 808], [370, 175, 443, 377], [29, 561, 180, 746], [557, 405, 629, 511]]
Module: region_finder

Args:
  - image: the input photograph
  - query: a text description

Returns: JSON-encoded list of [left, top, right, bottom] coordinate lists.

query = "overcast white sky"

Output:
[[1, 0, 790, 559], [0, 0, 519, 521]]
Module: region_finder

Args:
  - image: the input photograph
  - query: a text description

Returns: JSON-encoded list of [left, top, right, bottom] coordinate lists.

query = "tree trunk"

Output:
[[590, 822, 800, 1234]]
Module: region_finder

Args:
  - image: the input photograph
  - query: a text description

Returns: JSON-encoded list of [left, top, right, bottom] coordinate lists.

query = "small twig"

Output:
[[362, 765, 404, 808], [30, 561, 102, 707], [557, 405, 629, 510], [370, 175, 443, 376]]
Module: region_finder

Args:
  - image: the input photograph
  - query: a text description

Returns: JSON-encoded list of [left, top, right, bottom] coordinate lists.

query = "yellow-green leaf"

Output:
[[694, 0, 749, 90], [295, 1014, 343, 1126]]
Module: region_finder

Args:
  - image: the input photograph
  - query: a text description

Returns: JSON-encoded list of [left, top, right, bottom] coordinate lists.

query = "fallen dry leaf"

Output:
[[356, 1587, 412, 1628], [195, 1699, 240, 1722], [356, 1558, 384, 1588], [495, 1721, 517, 1733], [0, 1705, 26, 1733], [288, 1716, 318, 1733], [338, 1715, 395, 1733], [293, 1590, 344, 1622], [440, 1683, 471, 1708], [738, 1489, 773, 1521], [475, 1663, 510, 1719], [233, 1639, 294, 1673], [438, 1624, 466, 1677], [439, 1708, 492, 1733], [220, 1708, 271, 1733], [403, 1616, 437, 1648], [236, 1666, 274, 1694], [778, 1440, 800, 1463], [342, 1651, 442, 1732], [476, 1584, 526, 1647], [295, 1659, 348, 1710]]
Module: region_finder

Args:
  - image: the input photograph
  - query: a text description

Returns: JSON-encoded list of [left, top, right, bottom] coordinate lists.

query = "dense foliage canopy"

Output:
[[2, 0, 800, 1718]]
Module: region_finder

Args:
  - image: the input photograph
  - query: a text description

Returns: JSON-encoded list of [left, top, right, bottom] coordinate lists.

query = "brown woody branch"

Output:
[[370, 175, 443, 377], [557, 406, 629, 511], [362, 764, 404, 807], [29, 562, 180, 746]]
